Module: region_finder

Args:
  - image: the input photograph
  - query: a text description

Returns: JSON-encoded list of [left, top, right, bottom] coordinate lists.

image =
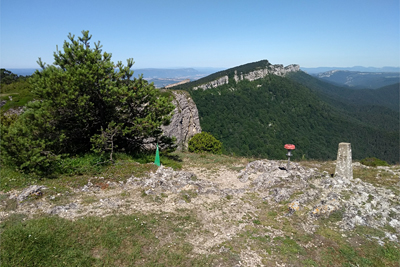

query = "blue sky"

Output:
[[1, 0, 399, 69]]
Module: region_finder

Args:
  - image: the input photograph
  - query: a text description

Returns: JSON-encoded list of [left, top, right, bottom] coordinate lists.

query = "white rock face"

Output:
[[193, 76, 229, 90], [194, 64, 300, 91], [235, 64, 300, 82]]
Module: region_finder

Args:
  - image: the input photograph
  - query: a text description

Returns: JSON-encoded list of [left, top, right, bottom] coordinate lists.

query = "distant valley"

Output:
[[311, 70, 400, 89], [7, 66, 400, 89], [301, 66, 400, 73], [7, 67, 224, 89]]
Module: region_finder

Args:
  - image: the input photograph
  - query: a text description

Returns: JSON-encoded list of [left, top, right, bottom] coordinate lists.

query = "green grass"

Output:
[[360, 157, 389, 167], [0, 212, 213, 267], [175, 151, 251, 171], [353, 166, 399, 188], [0, 80, 34, 112], [0, 152, 181, 192]]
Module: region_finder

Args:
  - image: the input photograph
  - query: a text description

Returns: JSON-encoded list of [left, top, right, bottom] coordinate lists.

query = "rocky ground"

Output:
[[1, 158, 399, 266]]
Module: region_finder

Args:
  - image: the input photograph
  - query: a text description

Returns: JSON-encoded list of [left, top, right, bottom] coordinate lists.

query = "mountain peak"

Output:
[[169, 60, 300, 90]]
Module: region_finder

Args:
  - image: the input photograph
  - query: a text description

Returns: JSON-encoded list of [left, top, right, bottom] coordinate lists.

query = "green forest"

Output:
[[173, 68, 399, 163]]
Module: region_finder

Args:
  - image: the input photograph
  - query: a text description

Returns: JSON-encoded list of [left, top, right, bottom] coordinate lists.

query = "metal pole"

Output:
[[286, 149, 292, 171], [284, 144, 295, 172]]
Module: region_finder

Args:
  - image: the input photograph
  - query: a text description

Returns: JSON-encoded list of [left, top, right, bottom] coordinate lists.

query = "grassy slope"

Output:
[[0, 80, 34, 112]]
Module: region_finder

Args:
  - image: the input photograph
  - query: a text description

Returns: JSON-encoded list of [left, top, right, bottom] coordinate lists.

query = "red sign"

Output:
[[284, 144, 295, 150]]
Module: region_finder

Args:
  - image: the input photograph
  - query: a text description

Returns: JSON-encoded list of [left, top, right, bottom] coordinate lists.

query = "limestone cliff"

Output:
[[234, 64, 300, 82], [193, 76, 229, 90], [192, 63, 300, 90], [162, 90, 201, 150]]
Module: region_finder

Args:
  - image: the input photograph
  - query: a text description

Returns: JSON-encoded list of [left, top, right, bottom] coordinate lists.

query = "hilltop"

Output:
[[169, 60, 399, 164], [1, 152, 399, 266]]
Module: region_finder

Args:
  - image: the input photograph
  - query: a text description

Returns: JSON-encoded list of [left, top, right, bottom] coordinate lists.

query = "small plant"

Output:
[[180, 190, 198, 203], [188, 132, 222, 154], [360, 157, 389, 167]]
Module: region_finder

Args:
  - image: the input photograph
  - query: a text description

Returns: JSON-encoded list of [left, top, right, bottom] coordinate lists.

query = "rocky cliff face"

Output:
[[162, 90, 201, 150], [193, 64, 300, 90], [193, 76, 229, 90], [235, 64, 300, 82]]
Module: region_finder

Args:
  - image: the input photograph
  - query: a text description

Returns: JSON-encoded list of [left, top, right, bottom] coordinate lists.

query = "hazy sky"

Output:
[[1, 0, 399, 69]]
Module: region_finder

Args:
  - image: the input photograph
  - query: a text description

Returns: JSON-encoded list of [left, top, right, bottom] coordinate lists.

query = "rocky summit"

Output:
[[1, 154, 399, 266]]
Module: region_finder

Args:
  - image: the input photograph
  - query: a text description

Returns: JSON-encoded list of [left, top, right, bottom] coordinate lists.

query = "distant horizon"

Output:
[[4, 64, 400, 77], [3, 63, 400, 70]]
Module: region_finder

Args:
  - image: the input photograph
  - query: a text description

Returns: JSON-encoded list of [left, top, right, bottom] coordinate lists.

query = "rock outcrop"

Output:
[[1, 158, 399, 263], [234, 64, 300, 83], [162, 90, 201, 150], [193, 64, 300, 91], [193, 76, 229, 90], [238, 159, 400, 240]]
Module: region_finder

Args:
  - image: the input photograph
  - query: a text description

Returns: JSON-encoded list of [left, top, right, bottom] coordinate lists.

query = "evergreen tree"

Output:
[[0, 31, 175, 173]]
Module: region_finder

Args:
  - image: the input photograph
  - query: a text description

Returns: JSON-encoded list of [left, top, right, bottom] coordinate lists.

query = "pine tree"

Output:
[[0, 31, 175, 173]]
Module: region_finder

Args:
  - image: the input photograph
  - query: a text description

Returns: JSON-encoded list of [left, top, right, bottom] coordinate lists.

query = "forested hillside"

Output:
[[287, 72, 399, 112], [173, 67, 399, 163], [287, 72, 399, 132]]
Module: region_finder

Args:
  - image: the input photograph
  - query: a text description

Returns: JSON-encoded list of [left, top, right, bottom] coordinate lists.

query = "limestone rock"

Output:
[[288, 201, 300, 213], [194, 64, 300, 91], [235, 64, 300, 82], [161, 91, 201, 150], [17, 185, 46, 203], [193, 76, 229, 90], [271, 188, 292, 203]]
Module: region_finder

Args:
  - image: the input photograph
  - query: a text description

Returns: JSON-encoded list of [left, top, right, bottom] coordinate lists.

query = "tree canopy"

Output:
[[0, 31, 175, 173], [185, 75, 399, 163]]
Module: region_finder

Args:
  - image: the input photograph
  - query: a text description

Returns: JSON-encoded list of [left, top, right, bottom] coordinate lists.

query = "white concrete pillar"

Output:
[[334, 142, 353, 179]]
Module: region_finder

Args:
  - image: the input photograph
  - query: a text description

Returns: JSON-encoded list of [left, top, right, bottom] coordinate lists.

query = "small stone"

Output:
[[288, 201, 300, 212], [17, 185, 46, 202]]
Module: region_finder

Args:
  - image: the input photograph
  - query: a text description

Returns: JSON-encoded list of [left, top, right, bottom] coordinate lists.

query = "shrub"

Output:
[[188, 132, 222, 154], [360, 157, 389, 167]]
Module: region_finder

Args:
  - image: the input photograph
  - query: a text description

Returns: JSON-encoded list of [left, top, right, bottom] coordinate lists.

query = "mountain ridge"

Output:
[[168, 60, 399, 163], [169, 60, 300, 90]]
